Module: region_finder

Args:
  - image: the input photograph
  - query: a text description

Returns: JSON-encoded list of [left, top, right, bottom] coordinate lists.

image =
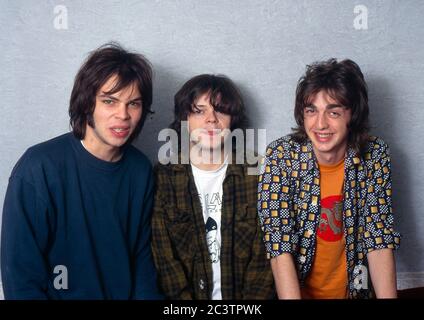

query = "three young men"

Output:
[[151, 74, 274, 299], [1, 48, 400, 300], [1, 44, 162, 299], [258, 59, 401, 299]]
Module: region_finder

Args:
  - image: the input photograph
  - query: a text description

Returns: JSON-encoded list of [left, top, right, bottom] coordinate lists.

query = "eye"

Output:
[[329, 111, 341, 118], [213, 107, 225, 114], [102, 99, 114, 105], [192, 107, 204, 114], [304, 107, 316, 115], [128, 101, 142, 108]]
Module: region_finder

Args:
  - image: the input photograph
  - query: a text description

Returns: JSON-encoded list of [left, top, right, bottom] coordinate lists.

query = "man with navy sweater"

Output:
[[1, 43, 162, 299]]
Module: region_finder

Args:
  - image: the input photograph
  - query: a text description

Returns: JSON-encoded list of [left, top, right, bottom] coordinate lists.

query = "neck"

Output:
[[81, 137, 122, 162], [189, 145, 227, 171], [314, 148, 346, 166]]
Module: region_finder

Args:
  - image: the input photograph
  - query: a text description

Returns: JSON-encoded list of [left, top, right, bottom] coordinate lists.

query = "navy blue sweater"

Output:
[[1, 133, 162, 299]]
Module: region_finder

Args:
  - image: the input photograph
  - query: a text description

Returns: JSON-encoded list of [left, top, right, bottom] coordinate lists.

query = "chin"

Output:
[[108, 139, 128, 148]]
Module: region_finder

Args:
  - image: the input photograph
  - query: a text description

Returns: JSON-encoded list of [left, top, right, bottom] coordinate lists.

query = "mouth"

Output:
[[110, 126, 130, 138], [206, 129, 222, 136], [314, 132, 334, 142]]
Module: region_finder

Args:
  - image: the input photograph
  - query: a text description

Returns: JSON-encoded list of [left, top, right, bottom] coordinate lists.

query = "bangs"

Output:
[[191, 85, 240, 116], [304, 85, 350, 110], [209, 87, 238, 116], [102, 68, 141, 96], [172, 74, 246, 135]]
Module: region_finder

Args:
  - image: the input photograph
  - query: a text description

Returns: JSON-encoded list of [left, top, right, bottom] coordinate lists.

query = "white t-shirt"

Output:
[[191, 162, 228, 300]]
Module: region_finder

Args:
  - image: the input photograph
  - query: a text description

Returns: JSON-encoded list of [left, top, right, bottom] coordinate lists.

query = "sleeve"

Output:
[[1, 176, 50, 299], [132, 168, 164, 300], [363, 142, 401, 252], [242, 214, 275, 299], [151, 166, 192, 300], [257, 143, 297, 258]]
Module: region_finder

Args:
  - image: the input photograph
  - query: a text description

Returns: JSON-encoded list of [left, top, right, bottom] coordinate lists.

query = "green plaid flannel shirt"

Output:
[[152, 158, 274, 300]]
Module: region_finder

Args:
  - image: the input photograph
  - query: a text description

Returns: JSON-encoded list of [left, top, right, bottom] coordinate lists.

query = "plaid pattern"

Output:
[[152, 158, 274, 300], [258, 135, 401, 298]]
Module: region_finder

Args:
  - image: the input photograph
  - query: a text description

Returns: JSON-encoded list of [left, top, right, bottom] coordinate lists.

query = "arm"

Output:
[[1, 176, 50, 299], [151, 166, 192, 299], [257, 142, 299, 300], [133, 168, 164, 299], [271, 253, 301, 299], [367, 248, 397, 298], [363, 140, 401, 297]]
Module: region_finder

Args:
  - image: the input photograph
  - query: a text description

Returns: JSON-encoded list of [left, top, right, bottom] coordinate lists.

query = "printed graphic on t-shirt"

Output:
[[205, 217, 220, 263], [205, 192, 222, 213], [318, 195, 343, 241]]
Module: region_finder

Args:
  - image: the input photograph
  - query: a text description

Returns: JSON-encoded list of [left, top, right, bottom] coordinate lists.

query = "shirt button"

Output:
[[299, 256, 306, 264], [199, 279, 205, 290]]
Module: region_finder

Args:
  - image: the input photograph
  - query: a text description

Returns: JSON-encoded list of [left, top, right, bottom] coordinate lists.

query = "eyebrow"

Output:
[[306, 103, 344, 109], [98, 94, 142, 102]]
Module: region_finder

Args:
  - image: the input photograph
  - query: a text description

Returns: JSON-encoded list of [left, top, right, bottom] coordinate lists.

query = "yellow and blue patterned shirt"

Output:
[[258, 135, 401, 298]]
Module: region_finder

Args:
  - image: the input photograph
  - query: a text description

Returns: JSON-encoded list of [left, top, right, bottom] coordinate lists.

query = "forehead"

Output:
[[194, 92, 212, 105], [98, 75, 140, 97], [307, 90, 341, 107]]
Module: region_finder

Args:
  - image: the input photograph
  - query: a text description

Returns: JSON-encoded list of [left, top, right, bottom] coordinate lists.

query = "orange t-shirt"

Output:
[[301, 159, 348, 299]]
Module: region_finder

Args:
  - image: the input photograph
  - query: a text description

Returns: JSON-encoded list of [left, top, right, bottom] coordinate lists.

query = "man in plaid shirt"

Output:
[[152, 74, 274, 299]]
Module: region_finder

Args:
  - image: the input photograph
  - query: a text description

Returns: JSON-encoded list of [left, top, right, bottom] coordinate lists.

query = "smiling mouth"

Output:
[[314, 132, 334, 142], [112, 128, 129, 132], [316, 133, 333, 138]]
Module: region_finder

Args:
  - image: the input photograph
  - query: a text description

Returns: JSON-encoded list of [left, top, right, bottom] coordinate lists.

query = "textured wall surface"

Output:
[[1, 0, 423, 295]]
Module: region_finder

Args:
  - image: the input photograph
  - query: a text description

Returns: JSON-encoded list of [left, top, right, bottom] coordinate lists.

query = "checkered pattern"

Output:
[[258, 135, 401, 298]]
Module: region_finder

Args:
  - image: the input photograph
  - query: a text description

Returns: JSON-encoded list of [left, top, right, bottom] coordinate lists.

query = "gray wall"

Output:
[[1, 0, 423, 295]]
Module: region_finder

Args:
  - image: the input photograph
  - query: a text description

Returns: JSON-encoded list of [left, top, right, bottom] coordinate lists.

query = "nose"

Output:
[[205, 109, 218, 123], [116, 102, 130, 120], [316, 112, 329, 130]]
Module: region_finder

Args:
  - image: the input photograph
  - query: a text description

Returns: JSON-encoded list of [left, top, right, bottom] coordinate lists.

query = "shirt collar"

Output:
[[171, 151, 246, 178], [303, 139, 362, 170]]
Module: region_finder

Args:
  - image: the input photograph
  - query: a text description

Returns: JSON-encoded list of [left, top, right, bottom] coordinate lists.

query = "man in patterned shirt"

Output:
[[258, 59, 401, 299]]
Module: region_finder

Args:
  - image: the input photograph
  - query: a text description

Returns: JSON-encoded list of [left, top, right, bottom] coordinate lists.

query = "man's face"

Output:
[[187, 93, 231, 151], [303, 90, 351, 164], [84, 75, 142, 155]]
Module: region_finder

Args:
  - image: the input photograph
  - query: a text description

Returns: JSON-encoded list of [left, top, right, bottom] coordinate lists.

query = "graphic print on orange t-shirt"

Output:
[[318, 195, 343, 242]]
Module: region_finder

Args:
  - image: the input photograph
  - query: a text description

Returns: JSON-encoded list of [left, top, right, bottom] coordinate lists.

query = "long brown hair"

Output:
[[69, 42, 153, 144], [171, 74, 247, 137], [292, 58, 370, 155]]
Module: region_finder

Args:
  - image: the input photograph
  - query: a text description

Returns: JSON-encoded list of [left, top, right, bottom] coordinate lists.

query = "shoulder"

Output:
[[10, 133, 72, 179], [362, 136, 391, 161], [27, 133, 72, 158], [153, 161, 175, 176], [152, 162, 187, 187], [264, 134, 306, 160]]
